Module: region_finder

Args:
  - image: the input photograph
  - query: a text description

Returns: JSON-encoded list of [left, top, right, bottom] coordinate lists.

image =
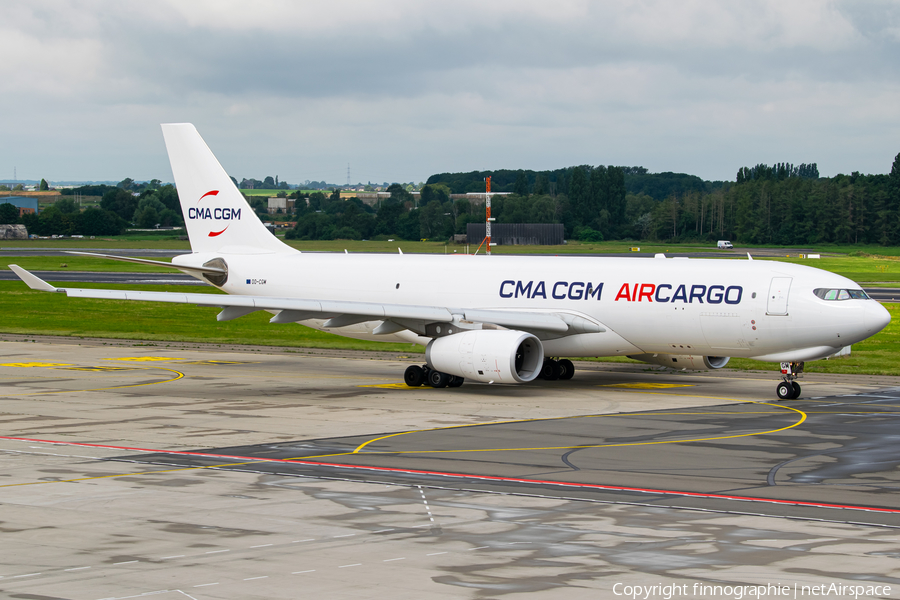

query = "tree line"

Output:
[[0, 179, 184, 236], [6, 152, 899, 245]]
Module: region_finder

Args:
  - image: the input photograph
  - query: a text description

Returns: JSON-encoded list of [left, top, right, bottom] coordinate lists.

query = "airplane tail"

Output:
[[162, 123, 292, 254]]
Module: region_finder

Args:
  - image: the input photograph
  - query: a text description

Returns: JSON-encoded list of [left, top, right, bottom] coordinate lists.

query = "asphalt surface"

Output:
[[128, 387, 900, 527], [2, 334, 900, 597], [0, 270, 203, 284]]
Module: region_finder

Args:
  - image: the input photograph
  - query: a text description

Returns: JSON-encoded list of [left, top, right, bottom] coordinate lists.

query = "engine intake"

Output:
[[426, 329, 544, 383], [628, 353, 730, 370]]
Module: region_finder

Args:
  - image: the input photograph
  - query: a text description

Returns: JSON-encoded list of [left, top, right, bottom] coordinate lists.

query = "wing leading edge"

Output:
[[8, 265, 604, 338]]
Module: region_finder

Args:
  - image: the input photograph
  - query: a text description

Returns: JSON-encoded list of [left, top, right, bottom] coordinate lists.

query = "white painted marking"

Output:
[[194, 583, 219, 587], [114, 560, 139, 565], [65, 566, 91, 571], [244, 576, 268, 580], [205, 550, 229, 554], [292, 570, 315, 574], [333, 534, 355, 538], [250, 544, 273, 548], [160, 556, 184, 560], [291, 539, 314, 543], [373, 529, 394, 533], [339, 563, 361, 568], [383, 557, 405, 562], [13, 573, 41, 578], [426, 552, 447, 556], [468, 546, 490, 551]]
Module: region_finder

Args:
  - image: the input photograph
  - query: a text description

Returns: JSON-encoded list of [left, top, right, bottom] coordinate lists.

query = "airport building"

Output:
[[267, 197, 295, 213], [467, 223, 564, 245], [0, 196, 39, 215]]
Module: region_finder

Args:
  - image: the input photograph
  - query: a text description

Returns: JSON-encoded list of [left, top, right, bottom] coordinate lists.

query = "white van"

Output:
[[717, 240, 733, 249]]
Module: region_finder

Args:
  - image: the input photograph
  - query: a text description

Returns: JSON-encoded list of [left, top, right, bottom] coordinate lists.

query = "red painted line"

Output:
[[198, 190, 219, 202], [208, 226, 228, 237], [3, 434, 899, 515]]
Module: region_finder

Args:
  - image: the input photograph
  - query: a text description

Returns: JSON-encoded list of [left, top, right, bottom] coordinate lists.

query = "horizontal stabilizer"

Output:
[[66, 251, 226, 274]]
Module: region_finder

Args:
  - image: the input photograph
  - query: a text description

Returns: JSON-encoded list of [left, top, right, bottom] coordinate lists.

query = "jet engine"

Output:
[[628, 353, 730, 370], [425, 330, 544, 383]]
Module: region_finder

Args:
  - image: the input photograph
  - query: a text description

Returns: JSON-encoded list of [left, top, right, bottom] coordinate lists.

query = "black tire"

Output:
[[448, 375, 464, 388], [791, 381, 801, 399], [776, 381, 793, 400], [404, 365, 425, 387], [558, 359, 575, 380], [540, 359, 560, 380], [427, 369, 449, 388]]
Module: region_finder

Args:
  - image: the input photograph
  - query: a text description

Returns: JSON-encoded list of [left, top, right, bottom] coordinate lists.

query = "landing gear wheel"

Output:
[[540, 359, 561, 381], [448, 375, 464, 388], [558, 359, 575, 380], [404, 365, 425, 387], [427, 369, 450, 388], [791, 381, 801, 399], [776, 381, 793, 400]]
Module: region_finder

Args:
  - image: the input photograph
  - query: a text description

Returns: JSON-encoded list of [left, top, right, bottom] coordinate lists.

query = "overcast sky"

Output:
[[1, 1, 898, 185]]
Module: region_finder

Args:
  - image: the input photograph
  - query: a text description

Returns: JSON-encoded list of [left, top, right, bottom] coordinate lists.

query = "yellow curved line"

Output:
[[347, 392, 807, 457], [0, 366, 184, 397]]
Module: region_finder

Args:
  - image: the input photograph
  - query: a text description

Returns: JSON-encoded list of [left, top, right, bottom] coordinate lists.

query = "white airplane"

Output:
[[8, 124, 891, 399]]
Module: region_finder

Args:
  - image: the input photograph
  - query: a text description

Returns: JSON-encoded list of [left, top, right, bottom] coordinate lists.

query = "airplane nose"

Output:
[[866, 300, 892, 334]]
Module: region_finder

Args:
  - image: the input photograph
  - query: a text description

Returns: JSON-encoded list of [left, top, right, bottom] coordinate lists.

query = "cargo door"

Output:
[[767, 277, 792, 315]]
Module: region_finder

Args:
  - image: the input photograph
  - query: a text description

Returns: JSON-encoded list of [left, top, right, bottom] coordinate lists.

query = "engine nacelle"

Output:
[[425, 330, 544, 383], [628, 353, 730, 370]]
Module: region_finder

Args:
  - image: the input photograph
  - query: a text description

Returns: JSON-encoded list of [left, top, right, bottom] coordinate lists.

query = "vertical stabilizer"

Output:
[[162, 123, 292, 254]]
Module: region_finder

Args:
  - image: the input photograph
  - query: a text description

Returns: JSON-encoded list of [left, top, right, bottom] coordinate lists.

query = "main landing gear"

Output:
[[404, 365, 464, 389], [403, 357, 576, 388], [538, 358, 575, 381], [776, 361, 804, 400]]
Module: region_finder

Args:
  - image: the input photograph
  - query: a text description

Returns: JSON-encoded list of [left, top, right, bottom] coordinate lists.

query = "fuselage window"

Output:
[[814, 288, 870, 301]]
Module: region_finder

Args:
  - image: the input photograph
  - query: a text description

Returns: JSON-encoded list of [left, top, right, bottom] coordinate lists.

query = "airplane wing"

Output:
[[8, 265, 603, 337]]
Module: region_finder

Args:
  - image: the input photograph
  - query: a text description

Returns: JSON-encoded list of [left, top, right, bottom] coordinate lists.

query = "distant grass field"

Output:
[[239, 189, 325, 196], [3, 239, 899, 377], [6, 241, 900, 282], [0, 279, 897, 376]]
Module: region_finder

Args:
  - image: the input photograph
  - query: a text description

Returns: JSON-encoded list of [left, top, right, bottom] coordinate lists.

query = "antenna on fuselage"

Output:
[[747, 253, 753, 260]]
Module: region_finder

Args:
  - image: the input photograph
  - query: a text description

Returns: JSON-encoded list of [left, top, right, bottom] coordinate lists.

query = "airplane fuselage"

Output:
[[177, 250, 888, 363]]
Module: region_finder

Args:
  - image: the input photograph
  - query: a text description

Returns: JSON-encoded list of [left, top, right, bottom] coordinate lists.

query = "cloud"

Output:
[[0, 0, 897, 183]]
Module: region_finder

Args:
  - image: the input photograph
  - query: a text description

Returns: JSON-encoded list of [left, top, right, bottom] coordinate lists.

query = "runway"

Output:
[[0, 270, 203, 284], [2, 338, 900, 598]]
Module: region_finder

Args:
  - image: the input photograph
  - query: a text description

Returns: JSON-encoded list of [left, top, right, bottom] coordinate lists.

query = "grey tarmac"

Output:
[[1, 337, 900, 599]]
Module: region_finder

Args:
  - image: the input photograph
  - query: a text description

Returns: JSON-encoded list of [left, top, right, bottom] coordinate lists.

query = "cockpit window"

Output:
[[814, 288, 870, 301]]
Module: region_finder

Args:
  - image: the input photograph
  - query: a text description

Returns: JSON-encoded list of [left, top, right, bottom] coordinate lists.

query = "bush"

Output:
[[575, 226, 604, 242]]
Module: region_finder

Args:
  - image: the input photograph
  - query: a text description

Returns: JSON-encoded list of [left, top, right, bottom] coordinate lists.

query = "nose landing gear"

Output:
[[776, 361, 803, 400]]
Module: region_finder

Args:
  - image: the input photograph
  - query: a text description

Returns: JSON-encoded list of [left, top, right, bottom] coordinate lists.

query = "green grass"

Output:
[[239, 189, 325, 196], [1, 279, 897, 375], [1, 236, 191, 249], [2, 256, 175, 273], [3, 240, 899, 376], [0, 282, 421, 353]]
